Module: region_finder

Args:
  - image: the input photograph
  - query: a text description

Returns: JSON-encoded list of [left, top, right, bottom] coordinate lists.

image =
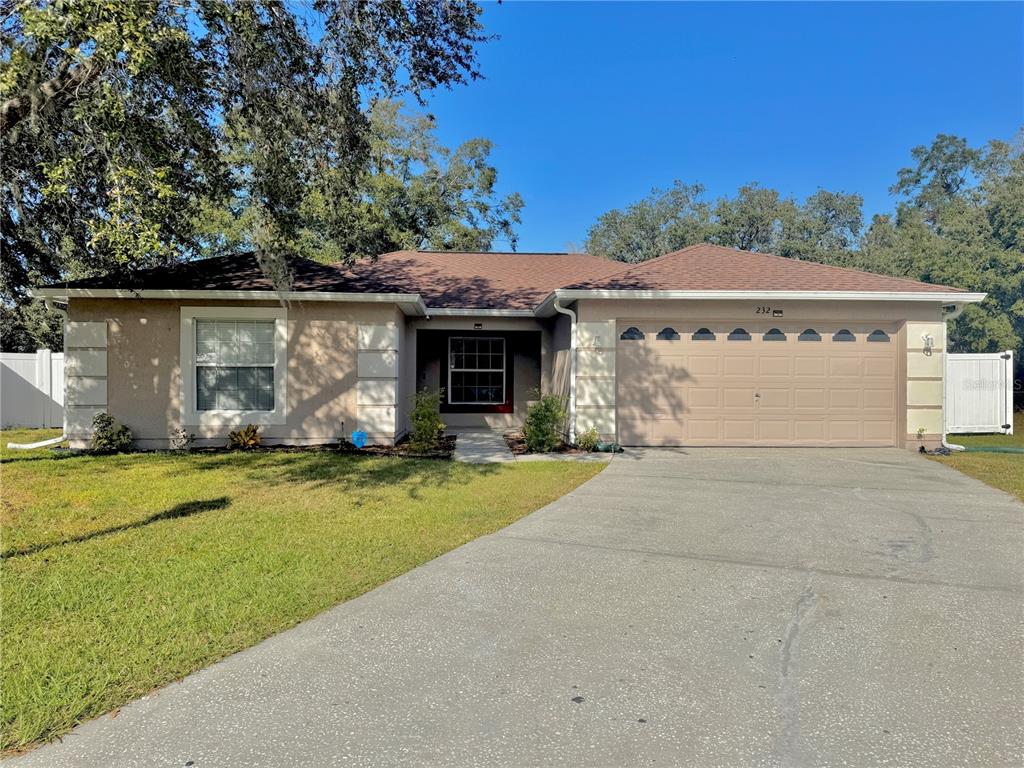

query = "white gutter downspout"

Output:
[[552, 296, 577, 443], [940, 303, 966, 452], [8, 300, 70, 451]]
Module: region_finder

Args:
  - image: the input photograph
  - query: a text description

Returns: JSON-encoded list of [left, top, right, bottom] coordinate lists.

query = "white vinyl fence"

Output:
[[0, 350, 65, 429], [945, 351, 1015, 434]]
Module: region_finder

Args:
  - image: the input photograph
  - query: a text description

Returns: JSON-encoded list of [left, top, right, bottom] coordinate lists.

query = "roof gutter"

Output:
[[30, 288, 429, 316], [535, 289, 987, 314]]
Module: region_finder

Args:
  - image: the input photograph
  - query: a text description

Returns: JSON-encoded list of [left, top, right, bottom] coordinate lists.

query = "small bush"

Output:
[[91, 412, 134, 453], [576, 425, 600, 452], [169, 427, 195, 451], [228, 424, 261, 449], [523, 394, 566, 453], [409, 389, 446, 453]]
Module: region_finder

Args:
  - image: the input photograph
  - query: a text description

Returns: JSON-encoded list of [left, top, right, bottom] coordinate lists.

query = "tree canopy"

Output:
[[196, 99, 524, 263], [584, 133, 1023, 358], [1, 0, 488, 295]]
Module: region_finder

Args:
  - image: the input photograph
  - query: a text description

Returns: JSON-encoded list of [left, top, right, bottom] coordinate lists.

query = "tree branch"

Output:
[[1, 56, 103, 138]]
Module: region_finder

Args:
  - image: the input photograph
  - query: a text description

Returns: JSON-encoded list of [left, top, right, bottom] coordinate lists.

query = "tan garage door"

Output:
[[617, 322, 898, 446]]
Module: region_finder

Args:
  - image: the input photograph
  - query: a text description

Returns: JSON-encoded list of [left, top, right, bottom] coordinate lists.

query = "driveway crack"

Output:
[[774, 579, 819, 767]]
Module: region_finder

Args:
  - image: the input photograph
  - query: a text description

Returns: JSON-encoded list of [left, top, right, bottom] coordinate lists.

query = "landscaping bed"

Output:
[[341, 434, 457, 459], [503, 431, 587, 456]]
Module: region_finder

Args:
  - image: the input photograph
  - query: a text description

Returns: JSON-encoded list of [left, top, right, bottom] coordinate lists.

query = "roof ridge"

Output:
[[575, 242, 706, 286], [733, 245, 964, 292]]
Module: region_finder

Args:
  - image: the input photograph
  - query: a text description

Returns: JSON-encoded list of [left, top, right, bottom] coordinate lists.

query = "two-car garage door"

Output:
[[616, 322, 899, 446]]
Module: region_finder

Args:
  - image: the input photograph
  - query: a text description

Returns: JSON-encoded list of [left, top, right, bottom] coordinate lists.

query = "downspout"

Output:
[[940, 304, 965, 452], [552, 296, 577, 443], [8, 300, 70, 451]]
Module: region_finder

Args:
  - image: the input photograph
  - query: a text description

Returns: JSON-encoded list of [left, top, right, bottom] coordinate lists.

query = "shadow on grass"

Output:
[[1, 497, 231, 559], [0, 450, 84, 465], [186, 450, 502, 499]]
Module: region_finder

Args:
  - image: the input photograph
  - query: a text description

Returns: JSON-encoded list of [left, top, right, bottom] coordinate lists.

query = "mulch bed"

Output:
[[338, 434, 457, 460], [126, 435, 457, 460], [503, 433, 587, 456]]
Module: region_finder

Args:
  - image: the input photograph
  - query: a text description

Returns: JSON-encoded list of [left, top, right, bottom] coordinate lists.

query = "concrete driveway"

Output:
[[10, 449, 1023, 767]]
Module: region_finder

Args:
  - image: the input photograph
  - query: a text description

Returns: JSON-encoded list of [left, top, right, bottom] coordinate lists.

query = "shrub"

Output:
[[409, 389, 446, 453], [523, 394, 566, 453], [576, 425, 600, 452], [228, 424, 261, 449], [169, 427, 195, 451], [91, 412, 134, 453]]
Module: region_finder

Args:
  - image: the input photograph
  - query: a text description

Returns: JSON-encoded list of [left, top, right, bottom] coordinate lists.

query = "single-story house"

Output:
[[32, 243, 985, 450]]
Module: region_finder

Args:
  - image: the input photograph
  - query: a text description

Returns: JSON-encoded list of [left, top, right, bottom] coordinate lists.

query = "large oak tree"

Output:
[[1, 0, 488, 305]]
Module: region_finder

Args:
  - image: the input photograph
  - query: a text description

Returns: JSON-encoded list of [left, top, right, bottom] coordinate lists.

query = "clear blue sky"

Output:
[[423, 1, 1023, 252]]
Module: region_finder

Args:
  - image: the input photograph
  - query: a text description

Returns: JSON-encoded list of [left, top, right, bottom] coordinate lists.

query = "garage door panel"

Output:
[[683, 419, 720, 442], [829, 357, 862, 377], [723, 356, 755, 377], [829, 389, 861, 409], [863, 389, 895, 409], [760, 356, 793, 377], [863, 357, 897, 378], [723, 388, 755, 408], [650, 415, 685, 445], [828, 421, 862, 442], [863, 420, 895, 441], [758, 420, 791, 442], [687, 387, 721, 408], [794, 388, 827, 409], [794, 420, 826, 441], [687, 355, 721, 376], [794, 357, 827, 377], [723, 420, 757, 441], [617, 323, 897, 447], [758, 388, 791, 409]]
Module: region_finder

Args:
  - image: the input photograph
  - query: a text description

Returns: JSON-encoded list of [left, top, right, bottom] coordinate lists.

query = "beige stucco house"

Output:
[[32, 244, 985, 450]]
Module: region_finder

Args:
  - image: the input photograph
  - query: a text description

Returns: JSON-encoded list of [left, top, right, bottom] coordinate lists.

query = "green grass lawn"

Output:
[[0, 428, 603, 753], [929, 411, 1024, 502]]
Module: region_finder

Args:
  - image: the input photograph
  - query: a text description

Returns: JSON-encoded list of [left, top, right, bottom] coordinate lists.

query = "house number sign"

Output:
[[754, 306, 784, 317]]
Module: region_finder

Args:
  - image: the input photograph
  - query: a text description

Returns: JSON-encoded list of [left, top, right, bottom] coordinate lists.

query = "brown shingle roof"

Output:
[[567, 243, 962, 293], [44, 243, 963, 309], [340, 250, 627, 309]]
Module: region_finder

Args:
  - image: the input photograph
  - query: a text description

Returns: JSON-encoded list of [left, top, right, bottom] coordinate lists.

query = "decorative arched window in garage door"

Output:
[[656, 327, 680, 340], [798, 329, 822, 342], [691, 328, 716, 341], [867, 330, 891, 342], [619, 326, 645, 341]]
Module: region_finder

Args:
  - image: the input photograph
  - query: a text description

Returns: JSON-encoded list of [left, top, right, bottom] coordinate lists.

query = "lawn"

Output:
[[0, 428, 603, 753], [929, 411, 1024, 502]]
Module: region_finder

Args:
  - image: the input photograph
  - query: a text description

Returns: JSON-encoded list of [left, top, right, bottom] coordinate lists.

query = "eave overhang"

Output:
[[533, 289, 988, 317]]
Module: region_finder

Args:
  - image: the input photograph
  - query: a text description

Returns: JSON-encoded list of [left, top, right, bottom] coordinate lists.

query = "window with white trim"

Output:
[[196, 320, 275, 410], [180, 306, 287, 426], [448, 337, 505, 405]]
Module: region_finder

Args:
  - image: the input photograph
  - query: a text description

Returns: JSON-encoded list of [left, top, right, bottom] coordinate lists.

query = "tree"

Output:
[[584, 181, 710, 263], [709, 183, 796, 253], [778, 189, 864, 265], [0, 300, 63, 352], [1, 0, 489, 302], [584, 182, 858, 263], [860, 134, 1022, 356], [197, 100, 524, 262]]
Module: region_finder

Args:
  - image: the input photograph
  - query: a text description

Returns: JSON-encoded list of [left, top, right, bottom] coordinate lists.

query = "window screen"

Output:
[[449, 337, 505, 405], [195, 320, 275, 411]]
